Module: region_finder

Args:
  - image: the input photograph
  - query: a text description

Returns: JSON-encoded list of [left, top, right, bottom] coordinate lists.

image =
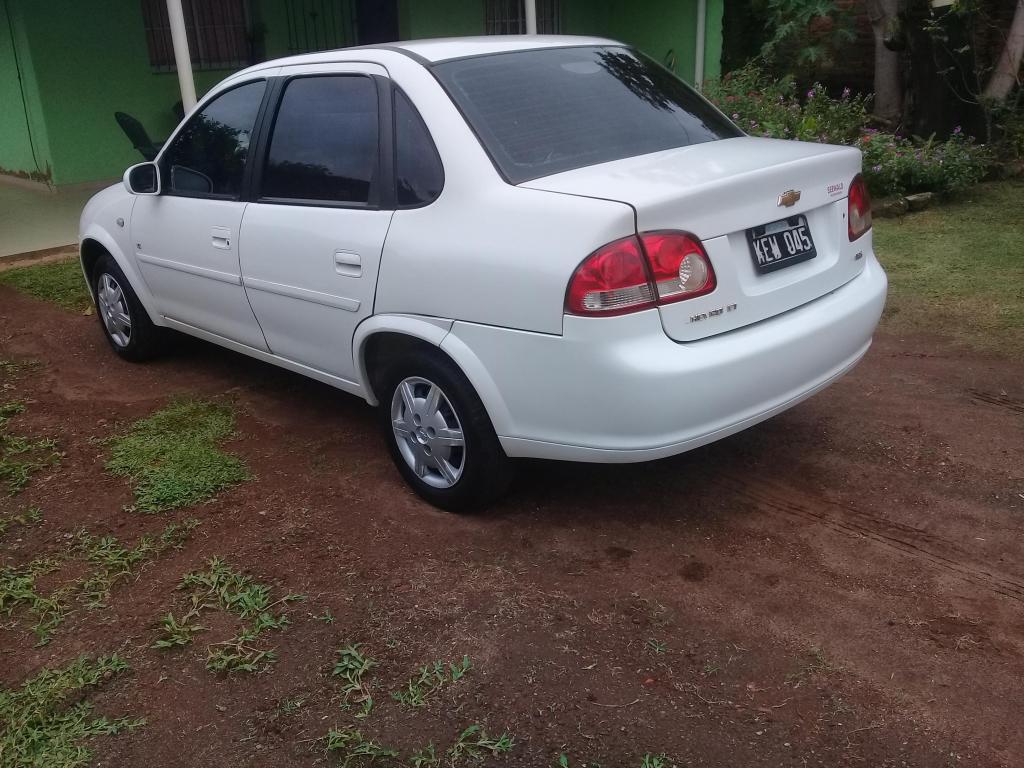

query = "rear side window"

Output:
[[163, 80, 266, 197], [435, 46, 742, 183], [394, 89, 443, 206], [261, 76, 379, 204]]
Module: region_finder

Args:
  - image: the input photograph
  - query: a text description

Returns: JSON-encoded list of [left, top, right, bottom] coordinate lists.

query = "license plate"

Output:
[[746, 215, 816, 274]]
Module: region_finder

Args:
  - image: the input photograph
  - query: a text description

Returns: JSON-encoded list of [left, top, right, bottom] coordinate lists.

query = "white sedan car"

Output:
[[80, 36, 887, 511]]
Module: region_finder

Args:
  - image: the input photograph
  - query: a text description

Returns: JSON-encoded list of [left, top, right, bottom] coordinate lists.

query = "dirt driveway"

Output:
[[1, 284, 1022, 768]]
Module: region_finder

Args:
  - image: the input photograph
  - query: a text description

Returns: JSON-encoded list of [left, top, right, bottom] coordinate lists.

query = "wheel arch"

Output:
[[353, 315, 513, 435], [79, 229, 163, 326]]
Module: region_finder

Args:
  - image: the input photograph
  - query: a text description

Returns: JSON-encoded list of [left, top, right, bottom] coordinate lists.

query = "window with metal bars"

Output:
[[284, 0, 357, 54], [141, 0, 253, 72], [484, 0, 561, 34]]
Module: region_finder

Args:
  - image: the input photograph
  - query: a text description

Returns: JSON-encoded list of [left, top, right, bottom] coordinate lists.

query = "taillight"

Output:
[[848, 173, 872, 241], [566, 231, 716, 317]]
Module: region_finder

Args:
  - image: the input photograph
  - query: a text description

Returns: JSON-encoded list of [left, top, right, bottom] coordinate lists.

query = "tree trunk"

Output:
[[983, 0, 1024, 101], [866, 0, 903, 124]]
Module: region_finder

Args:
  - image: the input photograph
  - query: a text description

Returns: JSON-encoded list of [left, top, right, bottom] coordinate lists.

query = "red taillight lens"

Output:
[[566, 231, 716, 316], [848, 173, 872, 241], [640, 232, 716, 304], [565, 236, 655, 316]]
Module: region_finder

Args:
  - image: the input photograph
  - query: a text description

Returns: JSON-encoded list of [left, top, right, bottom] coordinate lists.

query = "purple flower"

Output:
[[732, 113, 739, 119], [807, 89, 814, 99], [842, 87, 851, 99], [953, 125, 962, 135], [872, 164, 882, 172]]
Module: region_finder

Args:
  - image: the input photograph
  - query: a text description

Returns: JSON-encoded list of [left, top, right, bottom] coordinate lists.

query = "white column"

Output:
[[166, 0, 197, 111], [524, 0, 538, 34], [694, 0, 707, 90]]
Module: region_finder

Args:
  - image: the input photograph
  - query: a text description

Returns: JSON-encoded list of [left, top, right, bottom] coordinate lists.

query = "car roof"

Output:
[[244, 35, 619, 72]]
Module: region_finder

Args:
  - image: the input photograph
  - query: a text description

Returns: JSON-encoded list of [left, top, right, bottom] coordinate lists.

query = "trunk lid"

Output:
[[523, 136, 868, 341]]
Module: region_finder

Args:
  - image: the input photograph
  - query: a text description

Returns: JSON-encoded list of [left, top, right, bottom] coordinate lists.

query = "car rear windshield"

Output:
[[434, 46, 742, 184]]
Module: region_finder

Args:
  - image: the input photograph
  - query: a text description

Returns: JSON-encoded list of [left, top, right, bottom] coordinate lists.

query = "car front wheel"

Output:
[[92, 254, 163, 362], [379, 349, 512, 512]]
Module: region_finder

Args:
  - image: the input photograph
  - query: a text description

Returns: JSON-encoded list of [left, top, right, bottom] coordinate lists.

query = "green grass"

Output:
[[0, 401, 61, 496], [106, 399, 249, 513], [873, 180, 1024, 354], [0, 556, 70, 645], [0, 259, 92, 313], [170, 557, 304, 673], [0, 653, 144, 768], [333, 643, 377, 718], [392, 656, 472, 709]]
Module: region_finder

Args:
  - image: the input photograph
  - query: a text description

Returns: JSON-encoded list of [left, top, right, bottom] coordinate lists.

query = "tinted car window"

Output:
[[394, 89, 443, 206], [262, 76, 378, 204], [164, 80, 266, 197], [435, 46, 742, 183]]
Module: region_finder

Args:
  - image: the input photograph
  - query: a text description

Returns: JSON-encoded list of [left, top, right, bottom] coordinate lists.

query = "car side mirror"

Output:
[[124, 162, 160, 195]]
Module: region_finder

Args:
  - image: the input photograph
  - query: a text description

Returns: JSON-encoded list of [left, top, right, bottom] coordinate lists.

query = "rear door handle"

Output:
[[334, 250, 361, 277], [211, 226, 232, 250]]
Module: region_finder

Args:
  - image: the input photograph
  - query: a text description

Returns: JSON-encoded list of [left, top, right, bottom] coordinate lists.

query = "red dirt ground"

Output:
[[1, 284, 1022, 767]]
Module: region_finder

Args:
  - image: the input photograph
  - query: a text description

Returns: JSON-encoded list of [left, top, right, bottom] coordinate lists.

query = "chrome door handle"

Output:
[[211, 226, 232, 250], [334, 250, 361, 277]]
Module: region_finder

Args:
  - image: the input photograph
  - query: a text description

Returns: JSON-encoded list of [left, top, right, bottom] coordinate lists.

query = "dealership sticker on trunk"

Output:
[[746, 215, 817, 274]]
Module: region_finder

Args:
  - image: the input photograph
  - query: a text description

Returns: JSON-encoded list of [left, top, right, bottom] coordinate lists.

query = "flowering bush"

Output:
[[704, 64, 992, 198]]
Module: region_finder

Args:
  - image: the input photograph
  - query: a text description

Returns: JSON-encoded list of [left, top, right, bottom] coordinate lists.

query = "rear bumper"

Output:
[[441, 254, 887, 463]]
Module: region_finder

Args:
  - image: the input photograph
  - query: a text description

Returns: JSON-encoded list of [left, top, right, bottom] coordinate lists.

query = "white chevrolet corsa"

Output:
[[79, 36, 887, 511]]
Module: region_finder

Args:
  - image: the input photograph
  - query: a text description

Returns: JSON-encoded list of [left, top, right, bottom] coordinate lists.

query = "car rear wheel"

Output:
[[379, 349, 513, 512], [92, 254, 163, 362]]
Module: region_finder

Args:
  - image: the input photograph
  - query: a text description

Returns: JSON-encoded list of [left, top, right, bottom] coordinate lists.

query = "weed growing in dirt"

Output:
[[152, 609, 206, 649], [0, 653, 144, 767], [409, 743, 439, 766], [316, 609, 336, 624], [0, 556, 70, 645], [0, 401, 60, 495], [0, 259, 93, 313], [333, 643, 376, 718], [639, 755, 668, 768], [172, 557, 304, 673], [77, 519, 199, 608], [0, 505, 41, 538], [323, 727, 399, 766], [646, 638, 667, 655], [392, 656, 472, 708], [785, 646, 834, 688], [106, 400, 249, 512], [448, 724, 515, 763]]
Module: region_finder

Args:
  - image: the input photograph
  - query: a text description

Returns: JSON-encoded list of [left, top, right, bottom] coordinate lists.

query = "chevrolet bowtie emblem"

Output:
[[777, 189, 801, 207]]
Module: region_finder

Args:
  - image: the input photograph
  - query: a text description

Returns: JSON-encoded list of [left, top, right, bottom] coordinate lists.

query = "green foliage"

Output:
[[0, 557, 69, 645], [874, 180, 1024, 354], [77, 519, 199, 608], [0, 259, 92, 313], [759, 0, 855, 75], [392, 656, 472, 708], [175, 557, 304, 673], [857, 129, 992, 197], [323, 727, 399, 767], [152, 609, 206, 649], [639, 755, 668, 768], [0, 505, 41, 538], [0, 400, 60, 496], [106, 399, 249, 512], [409, 743, 439, 767], [447, 724, 514, 763], [333, 643, 376, 718], [705, 64, 993, 198], [0, 653, 144, 768]]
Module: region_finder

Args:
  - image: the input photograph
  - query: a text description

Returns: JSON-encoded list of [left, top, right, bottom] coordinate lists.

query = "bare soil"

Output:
[[1, 284, 1022, 767]]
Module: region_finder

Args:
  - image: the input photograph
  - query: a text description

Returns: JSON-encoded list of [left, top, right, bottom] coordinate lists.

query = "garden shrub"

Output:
[[704, 64, 992, 198]]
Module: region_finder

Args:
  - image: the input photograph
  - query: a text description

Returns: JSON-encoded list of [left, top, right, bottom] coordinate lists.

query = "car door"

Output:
[[131, 79, 270, 351], [238, 67, 394, 382]]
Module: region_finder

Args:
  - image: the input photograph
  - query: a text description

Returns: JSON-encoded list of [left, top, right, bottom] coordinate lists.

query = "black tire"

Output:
[[91, 254, 164, 362], [378, 347, 513, 512]]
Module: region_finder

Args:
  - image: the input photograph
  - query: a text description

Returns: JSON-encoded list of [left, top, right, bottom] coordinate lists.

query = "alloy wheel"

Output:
[[390, 376, 466, 489], [97, 273, 132, 348]]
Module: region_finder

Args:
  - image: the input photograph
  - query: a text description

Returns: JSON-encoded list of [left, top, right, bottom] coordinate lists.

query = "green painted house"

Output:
[[1, 0, 723, 188]]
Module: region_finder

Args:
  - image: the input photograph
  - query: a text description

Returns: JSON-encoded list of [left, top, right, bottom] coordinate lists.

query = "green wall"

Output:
[[0, 0, 51, 180], [14, 0, 240, 186], [399, 0, 484, 39]]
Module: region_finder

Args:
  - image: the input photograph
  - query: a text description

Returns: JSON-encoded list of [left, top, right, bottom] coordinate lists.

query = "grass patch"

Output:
[[0, 258, 92, 313], [0, 556, 70, 645], [106, 399, 249, 513], [162, 557, 304, 673], [392, 656, 472, 709], [0, 653, 144, 767], [0, 401, 60, 496], [0, 505, 41, 539], [333, 643, 376, 718], [874, 180, 1024, 354]]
